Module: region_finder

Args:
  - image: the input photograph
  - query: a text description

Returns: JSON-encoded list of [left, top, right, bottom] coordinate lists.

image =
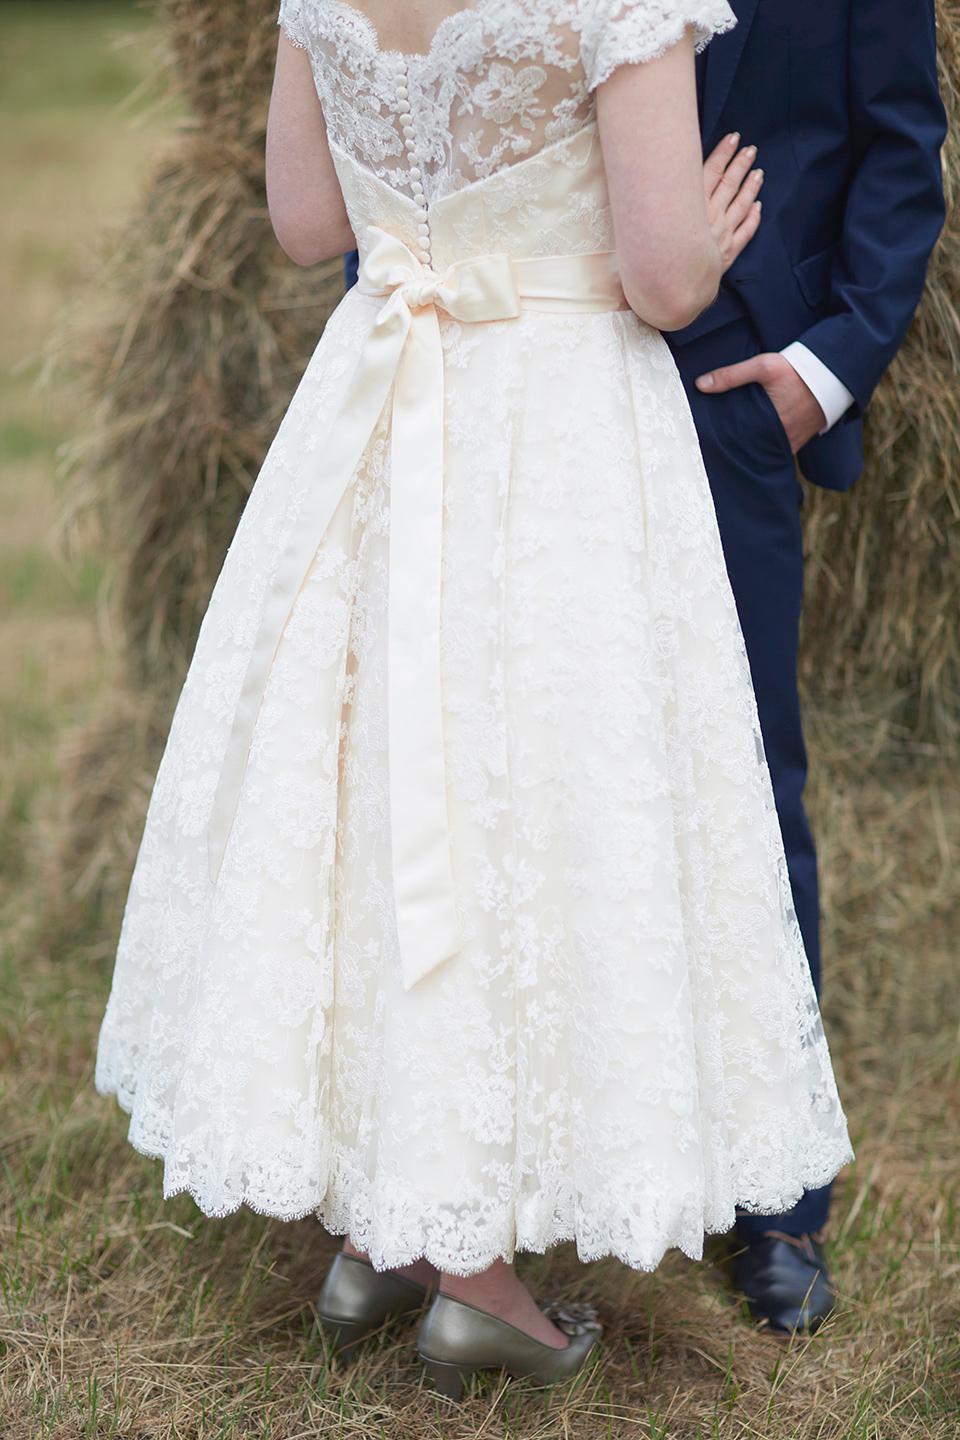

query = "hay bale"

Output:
[[55, 0, 341, 927], [800, 0, 960, 744], [70, 0, 341, 687]]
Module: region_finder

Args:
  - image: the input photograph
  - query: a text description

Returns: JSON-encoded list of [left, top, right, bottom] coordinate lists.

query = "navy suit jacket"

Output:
[[670, 0, 947, 491]]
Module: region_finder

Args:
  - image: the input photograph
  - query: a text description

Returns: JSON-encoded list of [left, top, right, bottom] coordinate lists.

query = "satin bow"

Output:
[[208, 227, 626, 990]]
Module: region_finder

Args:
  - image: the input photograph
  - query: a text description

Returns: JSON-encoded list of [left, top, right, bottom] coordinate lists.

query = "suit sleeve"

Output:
[[795, 0, 947, 415]]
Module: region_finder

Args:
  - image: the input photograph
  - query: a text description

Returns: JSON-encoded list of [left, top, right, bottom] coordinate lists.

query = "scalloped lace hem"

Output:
[[100, 1080, 852, 1276]]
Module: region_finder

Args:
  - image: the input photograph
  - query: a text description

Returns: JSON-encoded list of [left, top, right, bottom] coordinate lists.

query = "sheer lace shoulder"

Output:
[[577, 0, 736, 90], [278, 0, 309, 48], [275, 0, 735, 206]]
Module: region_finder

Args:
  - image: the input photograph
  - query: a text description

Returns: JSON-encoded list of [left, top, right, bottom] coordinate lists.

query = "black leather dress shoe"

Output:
[[735, 1232, 835, 1334]]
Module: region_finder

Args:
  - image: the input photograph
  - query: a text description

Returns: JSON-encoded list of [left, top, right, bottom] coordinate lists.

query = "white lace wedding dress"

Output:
[[96, 0, 852, 1276]]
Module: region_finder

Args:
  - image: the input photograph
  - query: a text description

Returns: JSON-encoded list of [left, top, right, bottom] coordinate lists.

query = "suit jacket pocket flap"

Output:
[[793, 242, 840, 310]]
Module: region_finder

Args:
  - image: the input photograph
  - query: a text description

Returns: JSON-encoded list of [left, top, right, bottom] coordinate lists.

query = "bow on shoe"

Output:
[[538, 1300, 602, 1337]]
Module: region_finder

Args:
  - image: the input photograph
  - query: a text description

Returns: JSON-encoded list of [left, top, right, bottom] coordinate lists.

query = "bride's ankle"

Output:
[[439, 1260, 568, 1349], [440, 1257, 514, 1308], [342, 1238, 438, 1294], [395, 1257, 439, 1292]]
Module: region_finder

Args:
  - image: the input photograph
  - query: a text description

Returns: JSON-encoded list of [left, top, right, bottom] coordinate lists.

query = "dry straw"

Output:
[[57, 0, 342, 920], [801, 3, 960, 742], [57, 1, 960, 941], [68, 0, 342, 688]]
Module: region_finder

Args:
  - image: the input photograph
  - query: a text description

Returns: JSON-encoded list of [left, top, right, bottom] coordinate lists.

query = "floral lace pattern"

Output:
[[96, 0, 851, 1277], [277, 0, 736, 205]]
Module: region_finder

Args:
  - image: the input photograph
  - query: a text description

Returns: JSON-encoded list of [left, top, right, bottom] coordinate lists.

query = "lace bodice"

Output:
[[278, 0, 735, 208]]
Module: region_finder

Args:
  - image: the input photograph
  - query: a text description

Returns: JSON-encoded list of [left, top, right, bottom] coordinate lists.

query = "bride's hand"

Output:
[[703, 133, 764, 272]]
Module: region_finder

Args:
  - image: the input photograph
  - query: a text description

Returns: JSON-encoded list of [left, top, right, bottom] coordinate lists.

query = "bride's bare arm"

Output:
[[596, 29, 724, 331], [267, 36, 355, 266]]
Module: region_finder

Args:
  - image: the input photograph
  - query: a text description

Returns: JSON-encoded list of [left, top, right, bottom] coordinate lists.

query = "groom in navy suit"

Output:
[[667, 0, 946, 1331]]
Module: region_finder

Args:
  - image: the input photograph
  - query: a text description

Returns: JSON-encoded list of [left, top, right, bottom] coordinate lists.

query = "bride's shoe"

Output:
[[417, 1293, 602, 1401], [316, 1253, 428, 1363]]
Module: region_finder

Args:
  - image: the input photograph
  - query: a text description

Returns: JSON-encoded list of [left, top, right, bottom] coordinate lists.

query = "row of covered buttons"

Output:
[[394, 58, 431, 265]]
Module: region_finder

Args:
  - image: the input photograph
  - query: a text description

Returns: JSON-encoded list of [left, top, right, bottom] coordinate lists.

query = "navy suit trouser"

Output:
[[670, 316, 832, 1238]]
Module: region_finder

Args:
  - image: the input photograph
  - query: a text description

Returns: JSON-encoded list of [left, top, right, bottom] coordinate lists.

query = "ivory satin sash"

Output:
[[208, 227, 629, 990]]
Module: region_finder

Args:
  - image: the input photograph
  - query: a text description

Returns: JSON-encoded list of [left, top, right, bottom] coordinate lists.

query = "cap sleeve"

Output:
[[278, 0, 309, 49], [579, 0, 736, 91]]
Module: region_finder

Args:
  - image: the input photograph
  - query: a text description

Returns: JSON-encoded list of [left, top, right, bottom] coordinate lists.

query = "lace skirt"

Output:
[[95, 295, 851, 1275]]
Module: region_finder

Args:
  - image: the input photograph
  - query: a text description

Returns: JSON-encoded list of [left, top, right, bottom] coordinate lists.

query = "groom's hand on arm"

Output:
[[694, 354, 826, 454]]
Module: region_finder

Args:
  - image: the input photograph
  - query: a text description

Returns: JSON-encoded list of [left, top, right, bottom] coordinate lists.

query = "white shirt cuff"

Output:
[[779, 341, 855, 434]]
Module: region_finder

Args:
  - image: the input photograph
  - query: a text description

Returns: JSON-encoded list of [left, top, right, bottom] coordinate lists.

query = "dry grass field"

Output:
[[1, 5, 959, 1438]]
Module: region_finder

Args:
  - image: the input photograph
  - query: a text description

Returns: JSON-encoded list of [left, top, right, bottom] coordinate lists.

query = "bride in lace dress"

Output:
[[96, 0, 852, 1381]]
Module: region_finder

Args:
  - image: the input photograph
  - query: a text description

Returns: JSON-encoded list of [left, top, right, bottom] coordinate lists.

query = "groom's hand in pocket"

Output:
[[694, 353, 826, 454]]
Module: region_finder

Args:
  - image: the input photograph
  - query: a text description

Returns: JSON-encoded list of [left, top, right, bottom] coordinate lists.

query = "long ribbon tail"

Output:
[[388, 306, 461, 988]]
